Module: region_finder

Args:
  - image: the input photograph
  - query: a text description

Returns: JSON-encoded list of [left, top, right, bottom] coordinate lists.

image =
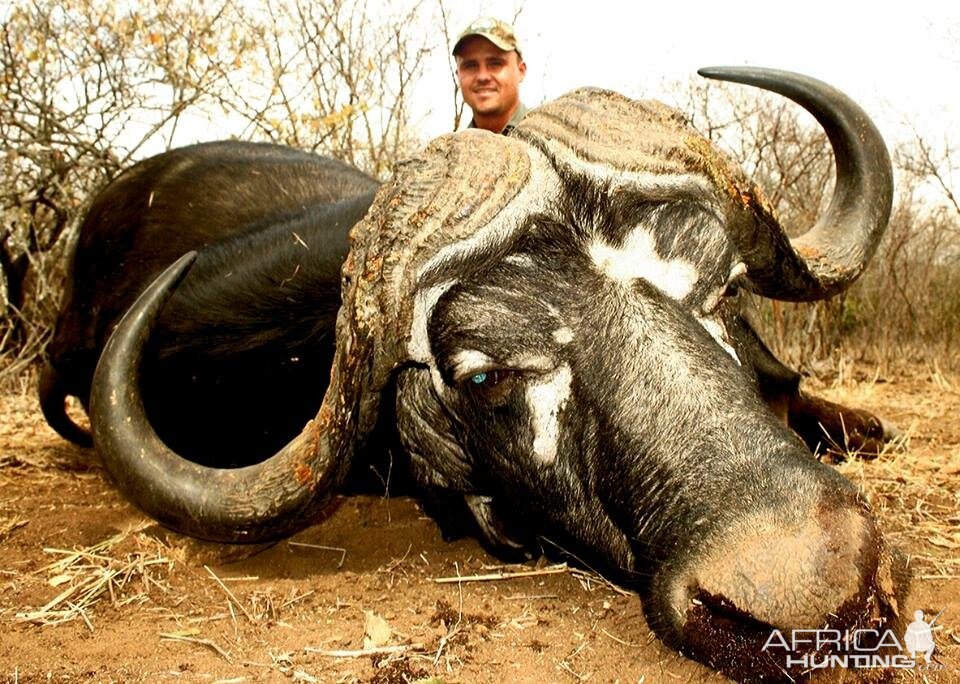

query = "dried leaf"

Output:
[[48, 574, 73, 587], [928, 535, 959, 550], [362, 610, 392, 649]]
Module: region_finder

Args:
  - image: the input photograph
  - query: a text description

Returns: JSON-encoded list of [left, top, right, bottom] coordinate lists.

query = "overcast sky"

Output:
[[417, 1, 959, 150]]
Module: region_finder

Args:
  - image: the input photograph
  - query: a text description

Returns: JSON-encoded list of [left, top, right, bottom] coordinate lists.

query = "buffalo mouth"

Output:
[[676, 578, 907, 682], [680, 588, 795, 679]]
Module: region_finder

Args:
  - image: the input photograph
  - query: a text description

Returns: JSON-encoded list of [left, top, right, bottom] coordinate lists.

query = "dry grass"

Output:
[[13, 524, 174, 629], [821, 368, 959, 561], [809, 362, 960, 659], [1, 361, 958, 681]]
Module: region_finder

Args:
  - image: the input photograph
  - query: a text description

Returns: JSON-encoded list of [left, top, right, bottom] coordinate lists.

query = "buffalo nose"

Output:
[[677, 498, 874, 629], [656, 486, 905, 680]]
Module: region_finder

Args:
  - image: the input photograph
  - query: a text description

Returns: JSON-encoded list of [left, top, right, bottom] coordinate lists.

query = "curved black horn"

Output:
[[698, 67, 893, 301], [39, 363, 93, 447], [90, 252, 347, 542]]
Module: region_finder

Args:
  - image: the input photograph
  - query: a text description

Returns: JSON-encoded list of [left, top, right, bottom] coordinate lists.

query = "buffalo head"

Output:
[[89, 68, 905, 680]]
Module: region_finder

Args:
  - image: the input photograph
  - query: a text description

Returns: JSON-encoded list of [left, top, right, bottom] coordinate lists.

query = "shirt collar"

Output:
[[468, 101, 528, 135]]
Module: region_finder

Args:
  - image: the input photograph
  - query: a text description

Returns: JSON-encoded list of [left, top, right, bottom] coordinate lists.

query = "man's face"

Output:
[[455, 36, 526, 120]]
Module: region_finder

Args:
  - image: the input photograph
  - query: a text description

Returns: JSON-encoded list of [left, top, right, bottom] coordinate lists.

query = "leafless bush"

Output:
[[208, 0, 430, 177], [3, 11, 957, 388], [851, 163, 960, 366], [0, 0, 433, 384]]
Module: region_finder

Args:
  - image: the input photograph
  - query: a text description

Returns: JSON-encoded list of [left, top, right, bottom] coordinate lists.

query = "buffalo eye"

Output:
[[463, 369, 517, 406]]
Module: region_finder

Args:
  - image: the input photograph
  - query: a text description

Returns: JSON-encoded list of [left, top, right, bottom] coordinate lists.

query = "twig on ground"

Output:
[[280, 590, 315, 610], [288, 541, 347, 568], [504, 593, 560, 601], [600, 627, 642, 647], [434, 561, 465, 666], [204, 565, 254, 622], [568, 567, 635, 597], [557, 659, 590, 681], [432, 564, 568, 584], [303, 644, 426, 658], [160, 631, 233, 662]]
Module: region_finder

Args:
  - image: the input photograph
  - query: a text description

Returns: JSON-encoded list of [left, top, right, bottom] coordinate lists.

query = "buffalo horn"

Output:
[[698, 67, 893, 301], [89, 252, 348, 542]]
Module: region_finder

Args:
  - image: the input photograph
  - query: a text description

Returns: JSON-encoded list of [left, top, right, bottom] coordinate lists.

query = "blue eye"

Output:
[[471, 372, 488, 385]]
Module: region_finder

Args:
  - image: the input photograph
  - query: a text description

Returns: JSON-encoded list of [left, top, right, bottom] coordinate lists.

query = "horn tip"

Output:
[[697, 66, 769, 84]]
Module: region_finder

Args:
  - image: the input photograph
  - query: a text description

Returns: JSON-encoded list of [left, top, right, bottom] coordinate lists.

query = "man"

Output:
[[452, 17, 527, 135]]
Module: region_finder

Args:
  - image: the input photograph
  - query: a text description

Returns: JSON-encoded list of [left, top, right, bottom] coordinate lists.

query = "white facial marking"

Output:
[[526, 364, 573, 464], [451, 350, 494, 381], [553, 327, 574, 345], [508, 353, 554, 372], [589, 227, 699, 301], [504, 253, 536, 268], [697, 316, 741, 365]]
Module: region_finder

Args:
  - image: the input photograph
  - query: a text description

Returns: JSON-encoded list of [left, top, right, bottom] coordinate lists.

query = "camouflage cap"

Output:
[[452, 17, 522, 58]]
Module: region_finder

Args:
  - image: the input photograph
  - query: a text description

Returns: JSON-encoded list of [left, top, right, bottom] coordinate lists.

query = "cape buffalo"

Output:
[[40, 142, 379, 457], [43, 68, 907, 681]]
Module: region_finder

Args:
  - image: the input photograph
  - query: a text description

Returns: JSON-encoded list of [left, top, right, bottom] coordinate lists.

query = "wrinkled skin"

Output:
[[395, 189, 904, 679]]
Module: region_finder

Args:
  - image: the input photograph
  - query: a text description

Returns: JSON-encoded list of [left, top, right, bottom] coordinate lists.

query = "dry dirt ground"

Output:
[[1, 363, 958, 683]]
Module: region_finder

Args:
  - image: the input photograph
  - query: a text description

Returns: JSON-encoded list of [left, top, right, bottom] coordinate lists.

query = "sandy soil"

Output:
[[0, 364, 958, 683]]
